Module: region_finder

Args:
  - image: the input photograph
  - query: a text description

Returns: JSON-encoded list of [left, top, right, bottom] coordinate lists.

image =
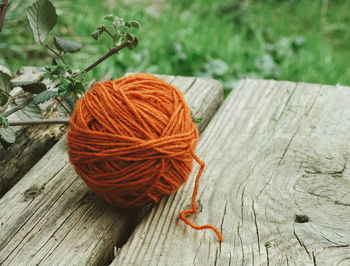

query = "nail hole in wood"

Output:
[[295, 214, 309, 223], [265, 242, 272, 248]]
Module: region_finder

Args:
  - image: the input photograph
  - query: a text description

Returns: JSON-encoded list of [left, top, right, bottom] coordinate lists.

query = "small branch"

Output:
[[76, 41, 131, 77], [8, 118, 70, 126], [42, 43, 67, 63], [3, 97, 32, 117], [104, 27, 115, 40], [0, 0, 9, 32]]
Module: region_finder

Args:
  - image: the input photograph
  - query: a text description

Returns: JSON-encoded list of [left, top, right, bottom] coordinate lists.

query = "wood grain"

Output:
[[0, 75, 223, 266], [112, 79, 350, 266]]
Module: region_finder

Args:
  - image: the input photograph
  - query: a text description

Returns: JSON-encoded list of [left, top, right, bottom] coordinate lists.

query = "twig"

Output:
[[104, 27, 115, 40], [42, 43, 67, 63], [8, 118, 70, 126], [3, 97, 32, 117], [76, 41, 131, 77], [0, 0, 9, 32]]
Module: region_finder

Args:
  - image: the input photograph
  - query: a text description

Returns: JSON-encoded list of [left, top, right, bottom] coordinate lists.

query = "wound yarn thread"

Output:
[[67, 73, 223, 241]]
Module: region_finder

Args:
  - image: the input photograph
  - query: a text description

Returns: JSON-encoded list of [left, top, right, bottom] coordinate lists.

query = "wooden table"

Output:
[[1, 76, 350, 265]]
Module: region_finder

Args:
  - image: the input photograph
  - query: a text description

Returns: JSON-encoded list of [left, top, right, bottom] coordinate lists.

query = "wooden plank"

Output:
[[112, 79, 350, 265], [0, 128, 59, 196], [0, 75, 223, 265]]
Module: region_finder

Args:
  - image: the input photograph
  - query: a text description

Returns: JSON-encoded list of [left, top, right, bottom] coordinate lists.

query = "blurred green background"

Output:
[[1, 0, 350, 94]]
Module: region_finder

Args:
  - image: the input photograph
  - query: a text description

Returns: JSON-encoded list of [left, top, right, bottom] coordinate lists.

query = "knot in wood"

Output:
[[24, 188, 41, 199]]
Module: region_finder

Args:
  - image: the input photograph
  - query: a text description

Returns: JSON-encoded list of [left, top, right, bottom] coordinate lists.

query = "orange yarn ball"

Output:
[[67, 73, 224, 241], [67, 73, 198, 208]]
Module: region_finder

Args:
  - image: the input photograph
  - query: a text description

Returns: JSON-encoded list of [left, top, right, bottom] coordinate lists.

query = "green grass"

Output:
[[1, 0, 350, 94]]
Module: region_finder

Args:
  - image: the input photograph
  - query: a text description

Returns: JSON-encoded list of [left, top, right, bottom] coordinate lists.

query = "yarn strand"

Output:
[[179, 151, 224, 241]]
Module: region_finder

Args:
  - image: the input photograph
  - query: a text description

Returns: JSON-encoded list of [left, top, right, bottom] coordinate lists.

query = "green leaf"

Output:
[[129, 21, 141, 29], [0, 71, 11, 93], [73, 82, 85, 94], [0, 65, 12, 77], [0, 116, 9, 127], [10, 97, 43, 120], [33, 90, 58, 104], [192, 117, 203, 124], [92, 27, 103, 40], [61, 94, 75, 110], [191, 112, 203, 124], [128, 36, 139, 49], [113, 17, 125, 28], [53, 37, 83, 53], [0, 91, 9, 107], [125, 33, 135, 41], [58, 85, 67, 95], [18, 103, 43, 120], [11, 81, 47, 94], [0, 127, 16, 143], [26, 0, 57, 43]]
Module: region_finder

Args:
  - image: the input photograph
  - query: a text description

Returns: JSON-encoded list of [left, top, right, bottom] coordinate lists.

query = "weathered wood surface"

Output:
[[112, 79, 350, 266], [0, 75, 223, 265]]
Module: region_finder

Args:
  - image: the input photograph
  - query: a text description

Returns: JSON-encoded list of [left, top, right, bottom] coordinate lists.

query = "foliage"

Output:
[[0, 0, 140, 143], [92, 14, 140, 49]]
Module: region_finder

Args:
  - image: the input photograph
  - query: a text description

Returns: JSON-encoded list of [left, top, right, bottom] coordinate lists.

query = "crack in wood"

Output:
[[252, 201, 261, 255], [192, 236, 203, 265], [265, 243, 270, 266], [293, 226, 311, 259], [304, 85, 322, 117], [325, 244, 350, 249], [237, 222, 245, 266], [312, 251, 317, 266], [214, 248, 219, 266], [257, 127, 300, 199], [240, 187, 245, 225], [219, 200, 228, 253]]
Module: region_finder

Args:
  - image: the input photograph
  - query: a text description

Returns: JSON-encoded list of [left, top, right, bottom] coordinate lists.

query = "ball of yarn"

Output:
[[67, 73, 198, 208], [67, 73, 224, 241]]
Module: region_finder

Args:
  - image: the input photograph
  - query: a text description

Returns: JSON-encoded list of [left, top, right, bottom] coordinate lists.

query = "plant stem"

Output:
[[3, 97, 33, 117], [42, 43, 67, 63], [76, 41, 131, 77], [8, 118, 70, 126], [0, 0, 9, 32], [104, 27, 115, 40]]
